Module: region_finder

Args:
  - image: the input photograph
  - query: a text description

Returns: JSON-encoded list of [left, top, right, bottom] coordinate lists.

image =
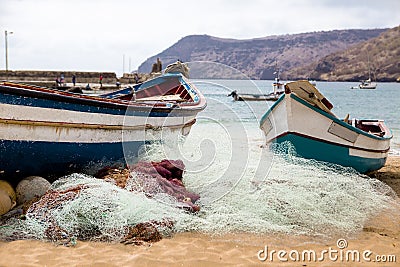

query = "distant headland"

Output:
[[138, 26, 400, 82]]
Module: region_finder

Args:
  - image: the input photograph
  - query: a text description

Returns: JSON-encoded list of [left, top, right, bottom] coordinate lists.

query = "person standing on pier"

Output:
[[156, 57, 162, 72], [99, 74, 103, 88], [60, 73, 65, 86]]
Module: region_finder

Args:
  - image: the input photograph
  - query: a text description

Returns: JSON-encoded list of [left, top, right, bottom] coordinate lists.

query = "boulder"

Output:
[[0, 180, 16, 204], [0, 190, 12, 216], [16, 176, 51, 205]]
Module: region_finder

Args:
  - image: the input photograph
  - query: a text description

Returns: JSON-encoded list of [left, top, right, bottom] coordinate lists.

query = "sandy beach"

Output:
[[1, 156, 399, 267]]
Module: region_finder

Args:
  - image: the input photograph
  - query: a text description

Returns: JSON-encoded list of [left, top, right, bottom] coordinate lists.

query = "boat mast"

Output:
[[367, 52, 372, 82], [273, 59, 280, 94]]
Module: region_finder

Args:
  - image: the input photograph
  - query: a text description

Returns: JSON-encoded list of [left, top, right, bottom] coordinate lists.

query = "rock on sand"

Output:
[[16, 176, 51, 205]]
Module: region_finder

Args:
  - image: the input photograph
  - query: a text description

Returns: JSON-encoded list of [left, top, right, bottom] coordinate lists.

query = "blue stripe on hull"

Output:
[[274, 133, 387, 173], [0, 93, 126, 115], [0, 92, 191, 117], [0, 140, 145, 183]]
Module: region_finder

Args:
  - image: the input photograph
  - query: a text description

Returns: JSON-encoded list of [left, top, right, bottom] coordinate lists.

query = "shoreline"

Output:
[[368, 155, 400, 197], [0, 156, 399, 266], [2, 73, 400, 84]]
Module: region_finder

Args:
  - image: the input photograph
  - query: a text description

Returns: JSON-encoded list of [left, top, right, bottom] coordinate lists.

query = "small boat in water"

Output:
[[358, 79, 377, 89], [227, 90, 282, 101], [307, 78, 317, 86], [0, 68, 206, 181], [228, 63, 284, 102], [354, 53, 377, 89], [260, 80, 391, 173], [228, 78, 284, 101]]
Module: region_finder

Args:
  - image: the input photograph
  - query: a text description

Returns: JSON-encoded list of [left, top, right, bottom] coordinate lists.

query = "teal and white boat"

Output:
[[260, 80, 392, 173]]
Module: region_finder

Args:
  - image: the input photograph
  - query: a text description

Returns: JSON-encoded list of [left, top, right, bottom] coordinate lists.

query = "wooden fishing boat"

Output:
[[358, 79, 377, 89], [260, 80, 391, 173], [227, 79, 284, 102], [228, 90, 282, 101], [0, 71, 206, 181], [228, 61, 284, 102], [357, 53, 377, 89]]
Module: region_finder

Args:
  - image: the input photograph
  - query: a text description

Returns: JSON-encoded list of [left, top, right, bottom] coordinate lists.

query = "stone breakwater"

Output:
[[0, 70, 153, 86], [0, 70, 117, 84]]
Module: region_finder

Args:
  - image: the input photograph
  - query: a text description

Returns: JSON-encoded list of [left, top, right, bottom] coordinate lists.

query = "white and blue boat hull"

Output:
[[0, 72, 205, 181]]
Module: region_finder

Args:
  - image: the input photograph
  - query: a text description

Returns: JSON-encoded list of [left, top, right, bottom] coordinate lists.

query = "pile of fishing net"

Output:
[[0, 159, 199, 245], [97, 160, 200, 212], [170, 140, 400, 237]]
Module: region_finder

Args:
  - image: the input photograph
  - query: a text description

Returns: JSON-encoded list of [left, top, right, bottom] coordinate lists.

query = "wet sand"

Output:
[[1, 156, 399, 267], [369, 155, 400, 197]]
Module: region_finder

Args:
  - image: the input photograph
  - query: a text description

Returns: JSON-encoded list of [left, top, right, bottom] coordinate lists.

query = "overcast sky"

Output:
[[1, 0, 399, 75]]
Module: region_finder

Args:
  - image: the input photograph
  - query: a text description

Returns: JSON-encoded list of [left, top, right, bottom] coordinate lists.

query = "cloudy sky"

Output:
[[1, 0, 399, 75]]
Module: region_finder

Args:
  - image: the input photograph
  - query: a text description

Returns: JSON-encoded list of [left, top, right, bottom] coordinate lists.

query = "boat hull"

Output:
[[230, 92, 282, 101], [237, 93, 280, 101], [0, 103, 194, 181], [273, 132, 387, 173], [0, 139, 144, 182], [260, 91, 391, 173], [359, 83, 377, 89], [0, 73, 205, 182]]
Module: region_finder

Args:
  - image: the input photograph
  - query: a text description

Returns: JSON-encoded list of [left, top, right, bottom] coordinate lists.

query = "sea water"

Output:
[[2, 79, 399, 241]]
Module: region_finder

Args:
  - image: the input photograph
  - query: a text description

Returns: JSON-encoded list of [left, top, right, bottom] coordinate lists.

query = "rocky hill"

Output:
[[138, 29, 386, 80], [286, 26, 400, 82]]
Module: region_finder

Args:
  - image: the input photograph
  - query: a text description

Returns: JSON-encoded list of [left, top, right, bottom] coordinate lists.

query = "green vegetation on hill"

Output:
[[287, 26, 400, 82]]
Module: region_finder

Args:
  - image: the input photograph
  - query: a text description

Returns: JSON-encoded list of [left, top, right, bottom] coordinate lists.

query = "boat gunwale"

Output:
[[0, 77, 206, 112], [259, 93, 285, 125]]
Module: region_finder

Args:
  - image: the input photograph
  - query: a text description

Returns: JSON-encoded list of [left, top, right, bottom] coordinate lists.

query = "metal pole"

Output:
[[5, 30, 13, 81], [5, 30, 8, 81], [122, 54, 125, 74]]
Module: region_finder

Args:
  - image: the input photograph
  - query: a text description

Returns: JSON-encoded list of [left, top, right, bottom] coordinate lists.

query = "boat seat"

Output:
[[135, 94, 184, 102]]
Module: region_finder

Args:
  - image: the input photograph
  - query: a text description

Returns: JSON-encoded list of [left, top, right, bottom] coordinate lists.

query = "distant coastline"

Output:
[[1, 69, 399, 84]]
